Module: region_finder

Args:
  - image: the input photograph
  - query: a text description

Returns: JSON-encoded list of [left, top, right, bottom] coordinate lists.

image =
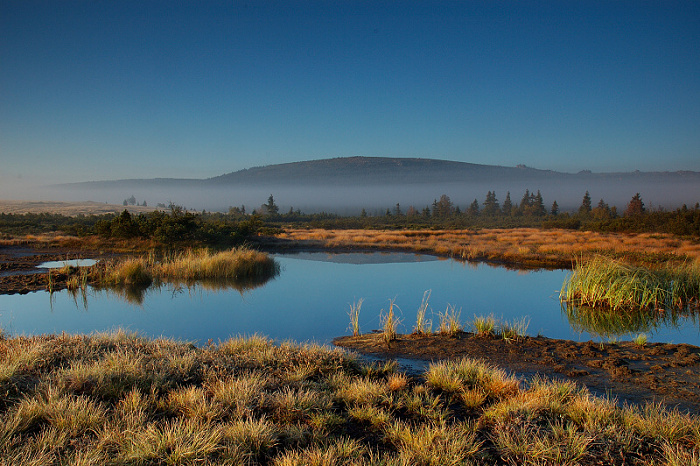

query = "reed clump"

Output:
[[0, 331, 698, 464], [156, 247, 279, 281], [471, 315, 530, 341], [561, 256, 700, 312], [438, 304, 462, 336], [412, 290, 432, 334], [96, 247, 279, 290], [347, 298, 363, 337], [379, 299, 401, 345], [472, 314, 497, 336]]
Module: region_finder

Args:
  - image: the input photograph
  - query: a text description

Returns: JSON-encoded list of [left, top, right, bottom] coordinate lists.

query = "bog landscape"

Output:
[[1, 156, 700, 465], [4, 2, 700, 464]]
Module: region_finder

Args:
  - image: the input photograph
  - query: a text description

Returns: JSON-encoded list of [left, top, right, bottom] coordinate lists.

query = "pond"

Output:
[[1, 252, 698, 346], [37, 258, 98, 269]]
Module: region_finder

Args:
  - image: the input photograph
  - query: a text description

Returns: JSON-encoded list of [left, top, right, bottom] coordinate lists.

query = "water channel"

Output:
[[0, 252, 698, 346]]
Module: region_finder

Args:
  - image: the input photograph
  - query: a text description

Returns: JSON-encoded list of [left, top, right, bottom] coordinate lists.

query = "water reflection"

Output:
[[91, 272, 280, 305], [279, 251, 439, 265], [38, 259, 98, 269], [2, 253, 699, 346], [563, 302, 700, 341]]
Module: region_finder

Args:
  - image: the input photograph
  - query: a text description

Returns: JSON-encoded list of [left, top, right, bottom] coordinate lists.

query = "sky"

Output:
[[1, 0, 699, 188]]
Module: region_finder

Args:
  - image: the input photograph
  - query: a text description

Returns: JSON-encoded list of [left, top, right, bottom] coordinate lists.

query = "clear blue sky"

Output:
[[2, 0, 699, 185]]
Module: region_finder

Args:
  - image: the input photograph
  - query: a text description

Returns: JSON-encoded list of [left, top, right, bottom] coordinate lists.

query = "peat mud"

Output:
[[0, 245, 105, 294], [334, 332, 700, 414]]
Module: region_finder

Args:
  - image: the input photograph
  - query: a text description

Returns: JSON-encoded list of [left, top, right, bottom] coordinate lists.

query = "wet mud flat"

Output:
[[334, 332, 700, 415], [0, 245, 104, 294]]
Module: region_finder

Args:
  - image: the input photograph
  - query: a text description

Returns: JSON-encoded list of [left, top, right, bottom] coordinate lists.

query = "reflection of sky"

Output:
[[37, 259, 98, 269], [0, 253, 698, 346]]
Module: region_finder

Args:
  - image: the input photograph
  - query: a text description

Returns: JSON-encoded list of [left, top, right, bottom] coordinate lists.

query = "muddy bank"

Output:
[[334, 332, 700, 415], [0, 245, 107, 294]]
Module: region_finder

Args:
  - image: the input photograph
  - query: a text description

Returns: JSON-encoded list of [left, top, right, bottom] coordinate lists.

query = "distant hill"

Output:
[[58, 156, 700, 188], [54, 157, 700, 212], [207, 157, 561, 185]]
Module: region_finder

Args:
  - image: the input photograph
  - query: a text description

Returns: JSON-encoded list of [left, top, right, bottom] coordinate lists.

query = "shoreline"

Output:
[[334, 331, 700, 415]]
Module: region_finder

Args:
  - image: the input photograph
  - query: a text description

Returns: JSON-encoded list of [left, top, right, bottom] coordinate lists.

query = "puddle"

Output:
[[37, 259, 98, 269]]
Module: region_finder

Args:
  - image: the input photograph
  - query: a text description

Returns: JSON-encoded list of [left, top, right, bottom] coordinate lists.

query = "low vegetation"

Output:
[[50, 247, 279, 299], [276, 227, 700, 269], [561, 256, 700, 312], [347, 291, 531, 343], [0, 331, 698, 465]]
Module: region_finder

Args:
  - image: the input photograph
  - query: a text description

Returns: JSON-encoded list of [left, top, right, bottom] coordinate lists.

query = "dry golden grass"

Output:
[[1, 331, 698, 465], [277, 228, 700, 267], [0, 200, 156, 216], [0, 233, 159, 253]]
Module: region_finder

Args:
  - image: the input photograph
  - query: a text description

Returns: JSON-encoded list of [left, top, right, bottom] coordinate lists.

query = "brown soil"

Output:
[[0, 245, 112, 294], [334, 332, 700, 415]]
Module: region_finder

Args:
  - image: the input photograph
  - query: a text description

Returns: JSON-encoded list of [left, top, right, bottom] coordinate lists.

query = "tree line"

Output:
[[1, 191, 699, 241]]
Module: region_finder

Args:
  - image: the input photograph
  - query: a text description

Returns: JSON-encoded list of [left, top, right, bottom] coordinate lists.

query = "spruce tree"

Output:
[[502, 192, 512, 215], [579, 191, 592, 215]]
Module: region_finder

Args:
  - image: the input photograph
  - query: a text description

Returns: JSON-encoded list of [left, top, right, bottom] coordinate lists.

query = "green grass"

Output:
[[438, 304, 462, 336], [472, 314, 497, 336], [563, 301, 689, 341], [1, 330, 698, 465], [470, 315, 530, 341], [633, 333, 648, 347], [561, 256, 700, 312], [499, 316, 530, 342]]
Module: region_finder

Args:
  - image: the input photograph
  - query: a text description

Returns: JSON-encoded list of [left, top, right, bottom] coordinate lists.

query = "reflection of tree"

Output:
[[563, 302, 697, 340]]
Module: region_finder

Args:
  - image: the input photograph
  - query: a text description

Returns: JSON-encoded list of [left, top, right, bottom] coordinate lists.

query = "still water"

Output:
[[1, 252, 698, 346]]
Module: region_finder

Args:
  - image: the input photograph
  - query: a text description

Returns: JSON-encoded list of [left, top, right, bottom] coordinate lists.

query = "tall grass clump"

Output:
[[561, 256, 700, 312], [499, 317, 530, 342], [471, 314, 496, 337], [156, 247, 279, 281], [379, 299, 401, 345], [95, 247, 279, 292], [347, 298, 363, 337], [101, 258, 153, 287], [413, 290, 432, 334], [438, 304, 462, 336]]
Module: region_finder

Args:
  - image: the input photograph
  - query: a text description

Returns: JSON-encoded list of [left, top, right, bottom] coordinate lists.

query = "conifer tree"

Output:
[[502, 192, 512, 215], [483, 191, 500, 215], [579, 191, 592, 215], [468, 199, 480, 216], [625, 193, 645, 216]]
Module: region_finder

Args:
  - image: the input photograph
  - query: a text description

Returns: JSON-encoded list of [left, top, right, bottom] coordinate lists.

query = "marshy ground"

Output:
[[271, 227, 700, 269], [1, 331, 699, 465], [2, 232, 700, 437], [334, 332, 700, 415]]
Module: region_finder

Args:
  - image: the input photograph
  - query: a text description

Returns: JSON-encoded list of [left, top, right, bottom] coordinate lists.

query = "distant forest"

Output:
[[1, 191, 699, 242]]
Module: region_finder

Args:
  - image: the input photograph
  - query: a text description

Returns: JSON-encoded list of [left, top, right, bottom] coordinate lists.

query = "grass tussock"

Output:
[[93, 246, 279, 292], [0, 330, 698, 465], [347, 298, 363, 337], [379, 299, 401, 345], [413, 290, 433, 334], [438, 304, 462, 336], [470, 314, 530, 341], [561, 256, 700, 312]]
